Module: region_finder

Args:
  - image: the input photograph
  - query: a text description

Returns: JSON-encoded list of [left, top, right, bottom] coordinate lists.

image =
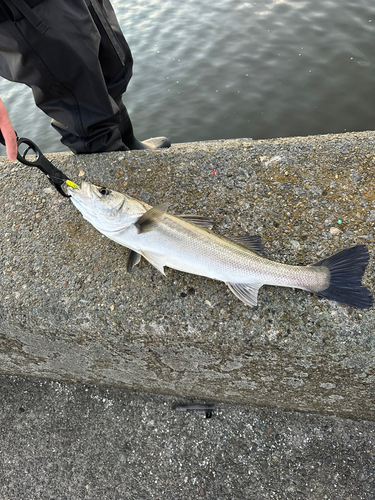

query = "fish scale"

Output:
[[138, 215, 326, 289]]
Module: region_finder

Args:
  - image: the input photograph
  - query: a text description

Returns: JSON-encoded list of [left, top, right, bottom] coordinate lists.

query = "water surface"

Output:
[[0, 0, 374, 154]]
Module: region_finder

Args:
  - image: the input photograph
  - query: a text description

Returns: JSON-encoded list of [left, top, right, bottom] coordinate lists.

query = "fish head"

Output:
[[67, 180, 138, 230]]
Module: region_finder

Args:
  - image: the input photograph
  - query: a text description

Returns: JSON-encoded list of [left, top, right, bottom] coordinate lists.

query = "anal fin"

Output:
[[226, 282, 263, 307]]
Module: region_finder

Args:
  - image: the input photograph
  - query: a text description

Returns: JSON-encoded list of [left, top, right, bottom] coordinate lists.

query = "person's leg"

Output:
[[88, 0, 171, 150], [0, 0, 170, 153], [0, 0, 130, 152]]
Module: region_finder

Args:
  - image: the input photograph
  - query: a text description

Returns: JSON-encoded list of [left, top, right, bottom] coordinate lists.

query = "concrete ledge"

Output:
[[0, 132, 374, 420]]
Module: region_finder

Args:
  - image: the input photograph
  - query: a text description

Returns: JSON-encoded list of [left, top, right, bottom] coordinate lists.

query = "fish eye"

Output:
[[99, 187, 110, 196]]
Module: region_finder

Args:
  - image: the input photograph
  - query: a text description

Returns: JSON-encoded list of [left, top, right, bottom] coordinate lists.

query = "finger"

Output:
[[0, 99, 17, 161], [3, 126, 17, 161]]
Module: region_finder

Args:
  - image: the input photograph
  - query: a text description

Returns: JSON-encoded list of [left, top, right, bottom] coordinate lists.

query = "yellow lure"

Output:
[[66, 180, 80, 190]]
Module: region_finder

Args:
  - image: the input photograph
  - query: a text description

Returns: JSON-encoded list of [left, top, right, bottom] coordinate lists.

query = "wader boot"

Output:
[[117, 99, 171, 150]]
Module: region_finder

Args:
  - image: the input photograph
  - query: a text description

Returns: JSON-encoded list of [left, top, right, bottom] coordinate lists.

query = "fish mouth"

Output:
[[66, 180, 96, 202]]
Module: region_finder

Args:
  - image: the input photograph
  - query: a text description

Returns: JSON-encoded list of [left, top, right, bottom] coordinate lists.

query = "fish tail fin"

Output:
[[312, 244, 372, 309]]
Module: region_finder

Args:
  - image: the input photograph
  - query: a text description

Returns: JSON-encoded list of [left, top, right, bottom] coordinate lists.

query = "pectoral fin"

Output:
[[126, 250, 141, 273], [226, 282, 262, 307], [135, 202, 169, 234]]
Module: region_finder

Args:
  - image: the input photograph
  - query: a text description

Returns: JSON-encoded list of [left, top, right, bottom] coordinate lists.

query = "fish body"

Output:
[[67, 181, 372, 309]]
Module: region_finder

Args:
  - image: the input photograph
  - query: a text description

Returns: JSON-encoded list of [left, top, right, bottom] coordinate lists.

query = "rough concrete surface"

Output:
[[0, 132, 374, 419], [0, 375, 374, 500]]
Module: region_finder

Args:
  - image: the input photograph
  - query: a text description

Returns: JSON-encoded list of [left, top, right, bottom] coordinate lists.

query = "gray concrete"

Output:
[[0, 375, 374, 500], [0, 132, 374, 420]]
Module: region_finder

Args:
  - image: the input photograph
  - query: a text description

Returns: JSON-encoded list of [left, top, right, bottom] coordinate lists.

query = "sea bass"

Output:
[[66, 181, 372, 309]]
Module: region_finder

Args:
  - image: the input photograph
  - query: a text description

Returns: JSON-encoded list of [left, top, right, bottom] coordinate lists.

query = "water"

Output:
[[1, 0, 375, 155]]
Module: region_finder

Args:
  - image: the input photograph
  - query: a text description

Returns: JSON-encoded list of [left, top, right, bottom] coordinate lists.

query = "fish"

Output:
[[66, 180, 372, 309]]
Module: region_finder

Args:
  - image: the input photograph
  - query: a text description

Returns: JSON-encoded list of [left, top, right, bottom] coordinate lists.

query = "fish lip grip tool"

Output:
[[0, 130, 71, 197]]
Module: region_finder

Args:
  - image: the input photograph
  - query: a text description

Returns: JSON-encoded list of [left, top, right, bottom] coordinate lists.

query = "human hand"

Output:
[[0, 98, 17, 161]]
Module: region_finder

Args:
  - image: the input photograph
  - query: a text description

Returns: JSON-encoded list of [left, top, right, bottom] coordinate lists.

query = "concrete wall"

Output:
[[0, 132, 374, 420]]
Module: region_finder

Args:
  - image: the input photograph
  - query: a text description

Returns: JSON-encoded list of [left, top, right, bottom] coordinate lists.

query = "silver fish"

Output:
[[66, 181, 372, 309]]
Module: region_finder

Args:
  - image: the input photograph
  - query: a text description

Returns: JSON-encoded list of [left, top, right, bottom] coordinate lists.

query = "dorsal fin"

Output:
[[179, 214, 216, 229], [230, 234, 267, 257], [135, 202, 169, 234]]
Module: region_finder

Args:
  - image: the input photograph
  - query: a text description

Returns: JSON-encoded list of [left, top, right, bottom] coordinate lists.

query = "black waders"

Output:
[[0, 0, 171, 153]]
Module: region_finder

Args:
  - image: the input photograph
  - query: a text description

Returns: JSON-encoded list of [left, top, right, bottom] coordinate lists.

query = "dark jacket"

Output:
[[0, 0, 45, 24]]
